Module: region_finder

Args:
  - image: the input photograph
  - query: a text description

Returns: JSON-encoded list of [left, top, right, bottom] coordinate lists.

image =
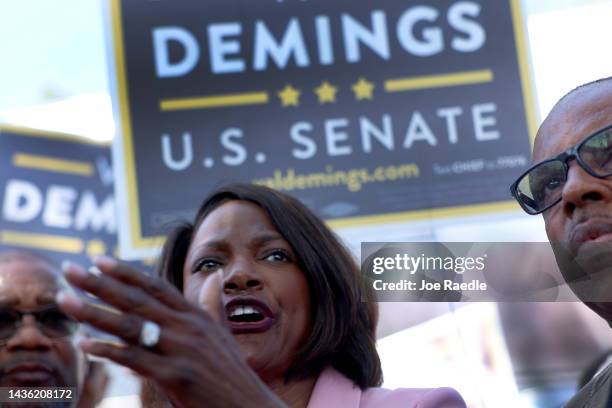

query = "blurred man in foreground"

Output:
[[511, 77, 612, 407], [0, 250, 107, 407]]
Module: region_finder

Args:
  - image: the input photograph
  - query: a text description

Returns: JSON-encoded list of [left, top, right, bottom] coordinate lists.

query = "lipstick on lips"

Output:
[[225, 297, 275, 334]]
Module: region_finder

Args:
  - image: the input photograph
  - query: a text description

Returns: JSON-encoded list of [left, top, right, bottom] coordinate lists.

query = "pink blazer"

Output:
[[307, 367, 466, 408]]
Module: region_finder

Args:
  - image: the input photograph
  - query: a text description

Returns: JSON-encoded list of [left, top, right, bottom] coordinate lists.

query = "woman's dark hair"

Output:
[[156, 183, 382, 389]]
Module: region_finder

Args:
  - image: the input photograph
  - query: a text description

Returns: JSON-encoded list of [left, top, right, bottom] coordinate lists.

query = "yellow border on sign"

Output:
[[510, 0, 539, 146], [111, 0, 161, 249], [111, 0, 538, 249], [0, 124, 110, 146], [327, 201, 519, 229]]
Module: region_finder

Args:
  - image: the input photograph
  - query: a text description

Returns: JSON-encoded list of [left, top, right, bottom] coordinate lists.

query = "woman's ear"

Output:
[[157, 223, 193, 291]]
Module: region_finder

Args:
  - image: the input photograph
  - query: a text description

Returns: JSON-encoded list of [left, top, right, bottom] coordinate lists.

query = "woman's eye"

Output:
[[264, 250, 290, 262], [193, 259, 221, 273]]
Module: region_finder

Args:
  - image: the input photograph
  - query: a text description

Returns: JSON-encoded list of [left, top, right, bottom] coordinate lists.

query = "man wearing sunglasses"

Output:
[[511, 77, 612, 407], [0, 250, 107, 407]]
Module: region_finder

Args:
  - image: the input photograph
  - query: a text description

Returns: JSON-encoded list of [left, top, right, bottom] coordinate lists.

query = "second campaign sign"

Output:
[[107, 0, 536, 258], [0, 126, 115, 265]]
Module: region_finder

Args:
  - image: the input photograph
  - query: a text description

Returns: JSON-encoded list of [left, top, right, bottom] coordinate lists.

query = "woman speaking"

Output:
[[58, 183, 465, 408]]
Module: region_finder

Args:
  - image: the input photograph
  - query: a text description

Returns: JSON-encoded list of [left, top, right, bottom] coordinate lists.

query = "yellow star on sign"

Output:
[[315, 81, 338, 103], [352, 77, 375, 100], [278, 84, 300, 107]]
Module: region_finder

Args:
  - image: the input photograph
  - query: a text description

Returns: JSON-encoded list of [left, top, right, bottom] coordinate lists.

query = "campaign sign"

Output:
[[0, 126, 148, 269], [107, 0, 536, 258]]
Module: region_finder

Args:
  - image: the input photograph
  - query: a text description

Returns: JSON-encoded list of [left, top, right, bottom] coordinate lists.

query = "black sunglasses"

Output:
[[510, 125, 612, 215], [0, 304, 79, 344]]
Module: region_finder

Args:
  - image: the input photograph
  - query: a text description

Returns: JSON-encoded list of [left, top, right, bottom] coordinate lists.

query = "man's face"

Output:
[[0, 255, 85, 389], [533, 82, 612, 316]]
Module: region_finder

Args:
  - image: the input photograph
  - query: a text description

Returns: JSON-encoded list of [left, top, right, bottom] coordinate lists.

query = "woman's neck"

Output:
[[265, 376, 317, 408]]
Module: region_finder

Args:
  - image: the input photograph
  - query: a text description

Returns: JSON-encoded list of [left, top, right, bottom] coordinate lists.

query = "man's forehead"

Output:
[[0, 257, 63, 307], [534, 83, 612, 162]]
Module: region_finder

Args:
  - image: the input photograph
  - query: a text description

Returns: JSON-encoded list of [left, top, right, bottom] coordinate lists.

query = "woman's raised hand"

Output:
[[58, 256, 285, 408]]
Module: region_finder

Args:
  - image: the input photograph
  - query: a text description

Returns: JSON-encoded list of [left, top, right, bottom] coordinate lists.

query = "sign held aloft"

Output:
[[106, 0, 536, 259]]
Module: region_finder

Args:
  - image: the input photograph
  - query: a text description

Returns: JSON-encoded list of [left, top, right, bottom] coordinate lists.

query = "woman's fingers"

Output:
[[197, 271, 225, 325], [79, 339, 165, 380], [94, 256, 190, 312], [63, 262, 168, 321], [60, 262, 224, 353], [57, 291, 150, 345]]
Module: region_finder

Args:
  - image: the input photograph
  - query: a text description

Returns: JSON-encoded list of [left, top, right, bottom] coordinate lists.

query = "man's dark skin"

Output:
[[0, 250, 107, 407], [531, 79, 612, 407], [533, 79, 612, 319]]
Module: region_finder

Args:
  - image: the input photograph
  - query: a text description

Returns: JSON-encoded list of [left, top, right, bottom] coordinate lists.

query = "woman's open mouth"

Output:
[[225, 297, 275, 334]]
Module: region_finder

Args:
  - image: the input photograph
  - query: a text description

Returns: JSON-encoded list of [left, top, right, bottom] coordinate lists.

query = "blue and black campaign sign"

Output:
[[107, 0, 536, 258], [0, 125, 154, 270]]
